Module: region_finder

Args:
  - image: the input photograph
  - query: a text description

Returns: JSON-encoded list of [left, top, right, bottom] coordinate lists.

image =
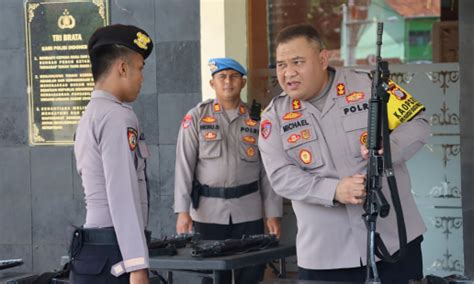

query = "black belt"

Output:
[[78, 227, 151, 245], [198, 181, 259, 199]]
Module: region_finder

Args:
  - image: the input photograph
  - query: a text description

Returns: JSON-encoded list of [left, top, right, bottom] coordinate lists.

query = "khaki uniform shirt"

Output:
[[174, 99, 282, 224], [258, 68, 429, 269], [74, 90, 150, 275]]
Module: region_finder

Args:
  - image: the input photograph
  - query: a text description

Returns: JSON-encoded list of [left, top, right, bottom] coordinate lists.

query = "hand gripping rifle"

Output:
[[364, 22, 407, 283]]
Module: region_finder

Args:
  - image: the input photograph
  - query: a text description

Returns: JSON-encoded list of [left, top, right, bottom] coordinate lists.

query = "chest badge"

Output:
[[299, 149, 313, 164], [301, 129, 311, 140], [246, 147, 256, 157], [243, 135, 257, 144], [282, 111, 302, 121], [346, 92, 365, 104], [245, 118, 258, 127], [204, 132, 217, 140], [127, 127, 138, 151], [287, 133, 301, 144], [202, 116, 217, 123], [359, 131, 368, 146]]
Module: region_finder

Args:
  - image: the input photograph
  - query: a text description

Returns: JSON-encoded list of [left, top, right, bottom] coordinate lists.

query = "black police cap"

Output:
[[88, 24, 154, 59]]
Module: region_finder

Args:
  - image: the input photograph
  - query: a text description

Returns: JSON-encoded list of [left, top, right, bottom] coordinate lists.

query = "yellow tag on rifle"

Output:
[[386, 80, 425, 130]]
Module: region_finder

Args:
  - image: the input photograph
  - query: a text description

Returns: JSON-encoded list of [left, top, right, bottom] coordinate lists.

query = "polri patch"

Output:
[[261, 120, 272, 139], [182, 114, 192, 129], [336, 83, 346, 96], [127, 127, 138, 151], [282, 111, 302, 121], [299, 149, 312, 164]]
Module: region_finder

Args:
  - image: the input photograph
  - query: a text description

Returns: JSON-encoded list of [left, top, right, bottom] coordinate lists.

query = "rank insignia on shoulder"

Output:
[[213, 103, 222, 113], [201, 116, 217, 123], [246, 146, 256, 157], [346, 92, 365, 104], [182, 114, 192, 129], [204, 131, 217, 140], [287, 133, 301, 144], [239, 105, 246, 115], [243, 135, 257, 144], [245, 118, 258, 127], [261, 120, 272, 139], [337, 83, 346, 96], [282, 111, 302, 121], [292, 99, 302, 110], [127, 127, 138, 151], [359, 131, 368, 146], [299, 149, 312, 164]]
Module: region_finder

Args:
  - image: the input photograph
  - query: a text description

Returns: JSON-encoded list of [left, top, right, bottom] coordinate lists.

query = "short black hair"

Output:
[[89, 44, 134, 82], [275, 24, 325, 50]]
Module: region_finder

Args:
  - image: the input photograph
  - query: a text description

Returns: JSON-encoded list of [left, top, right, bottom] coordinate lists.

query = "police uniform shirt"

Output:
[[258, 68, 429, 270], [74, 90, 150, 275], [174, 99, 283, 224]]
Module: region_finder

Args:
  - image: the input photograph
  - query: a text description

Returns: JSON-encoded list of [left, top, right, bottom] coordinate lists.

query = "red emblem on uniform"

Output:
[[127, 127, 138, 151], [246, 147, 256, 157], [282, 111, 302, 121], [261, 120, 272, 139], [346, 92, 365, 103], [360, 131, 368, 146], [299, 149, 312, 164], [336, 83, 346, 96], [245, 118, 258, 127], [243, 135, 257, 144], [182, 114, 192, 129], [239, 105, 246, 115], [201, 116, 217, 123], [292, 99, 301, 110], [301, 129, 311, 140], [204, 132, 217, 140], [213, 103, 222, 112], [287, 133, 301, 144]]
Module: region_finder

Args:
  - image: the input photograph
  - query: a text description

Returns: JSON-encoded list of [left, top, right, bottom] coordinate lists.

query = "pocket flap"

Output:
[[342, 113, 367, 132], [72, 256, 107, 275]]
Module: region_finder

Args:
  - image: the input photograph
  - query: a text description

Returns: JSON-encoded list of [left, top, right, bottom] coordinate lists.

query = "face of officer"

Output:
[[118, 51, 145, 102], [276, 36, 329, 101], [210, 69, 247, 106]]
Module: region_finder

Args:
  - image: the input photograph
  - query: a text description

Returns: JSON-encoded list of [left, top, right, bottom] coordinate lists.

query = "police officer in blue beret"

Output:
[[174, 57, 283, 284], [71, 24, 153, 284]]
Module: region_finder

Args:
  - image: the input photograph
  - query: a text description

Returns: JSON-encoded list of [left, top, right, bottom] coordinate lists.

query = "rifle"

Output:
[[364, 22, 407, 284], [148, 233, 200, 256], [191, 234, 278, 258]]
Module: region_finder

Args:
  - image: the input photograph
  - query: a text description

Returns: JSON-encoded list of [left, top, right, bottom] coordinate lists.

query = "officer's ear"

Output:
[[240, 77, 247, 89], [117, 57, 129, 78], [319, 49, 329, 71], [209, 78, 216, 90]]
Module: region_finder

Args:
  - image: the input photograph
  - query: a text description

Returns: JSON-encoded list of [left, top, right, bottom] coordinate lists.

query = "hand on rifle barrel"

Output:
[[360, 144, 384, 160], [335, 174, 367, 205]]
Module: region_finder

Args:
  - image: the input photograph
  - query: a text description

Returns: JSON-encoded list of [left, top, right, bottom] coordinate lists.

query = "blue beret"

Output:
[[88, 24, 153, 59], [208, 58, 247, 76]]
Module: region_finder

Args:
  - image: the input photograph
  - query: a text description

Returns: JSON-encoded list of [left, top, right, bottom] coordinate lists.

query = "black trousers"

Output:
[[69, 229, 130, 284], [194, 218, 265, 284], [298, 235, 424, 284]]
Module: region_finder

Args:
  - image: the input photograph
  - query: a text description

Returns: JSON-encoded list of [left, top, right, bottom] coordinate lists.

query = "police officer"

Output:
[[71, 24, 153, 284], [258, 24, 430, 283], [174, 58, 283, 284]]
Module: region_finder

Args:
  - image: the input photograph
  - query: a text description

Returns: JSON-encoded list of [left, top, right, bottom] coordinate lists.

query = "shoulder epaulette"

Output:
[[262, 92, 287, 114]]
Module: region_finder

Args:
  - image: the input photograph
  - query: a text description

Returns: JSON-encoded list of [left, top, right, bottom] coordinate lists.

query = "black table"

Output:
[[148, 243, 296, 284]]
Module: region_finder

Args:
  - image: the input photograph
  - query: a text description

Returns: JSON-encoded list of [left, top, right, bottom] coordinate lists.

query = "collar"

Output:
[[91, 90, 132, 109]]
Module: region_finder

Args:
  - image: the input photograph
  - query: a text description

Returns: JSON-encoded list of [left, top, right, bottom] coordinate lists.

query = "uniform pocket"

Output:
[[342, 113, 368, 158], [72, 256, 108, 275], [199, 130, 222, 158], [239, 134, 260, 162], [282, 128, 324, 170]]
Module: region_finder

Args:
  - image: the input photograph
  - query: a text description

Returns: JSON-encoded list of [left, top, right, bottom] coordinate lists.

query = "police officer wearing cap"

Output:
[[258, 24, 429, 283], [71, 24, 153, 284], [174, 58, 283, 284]]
